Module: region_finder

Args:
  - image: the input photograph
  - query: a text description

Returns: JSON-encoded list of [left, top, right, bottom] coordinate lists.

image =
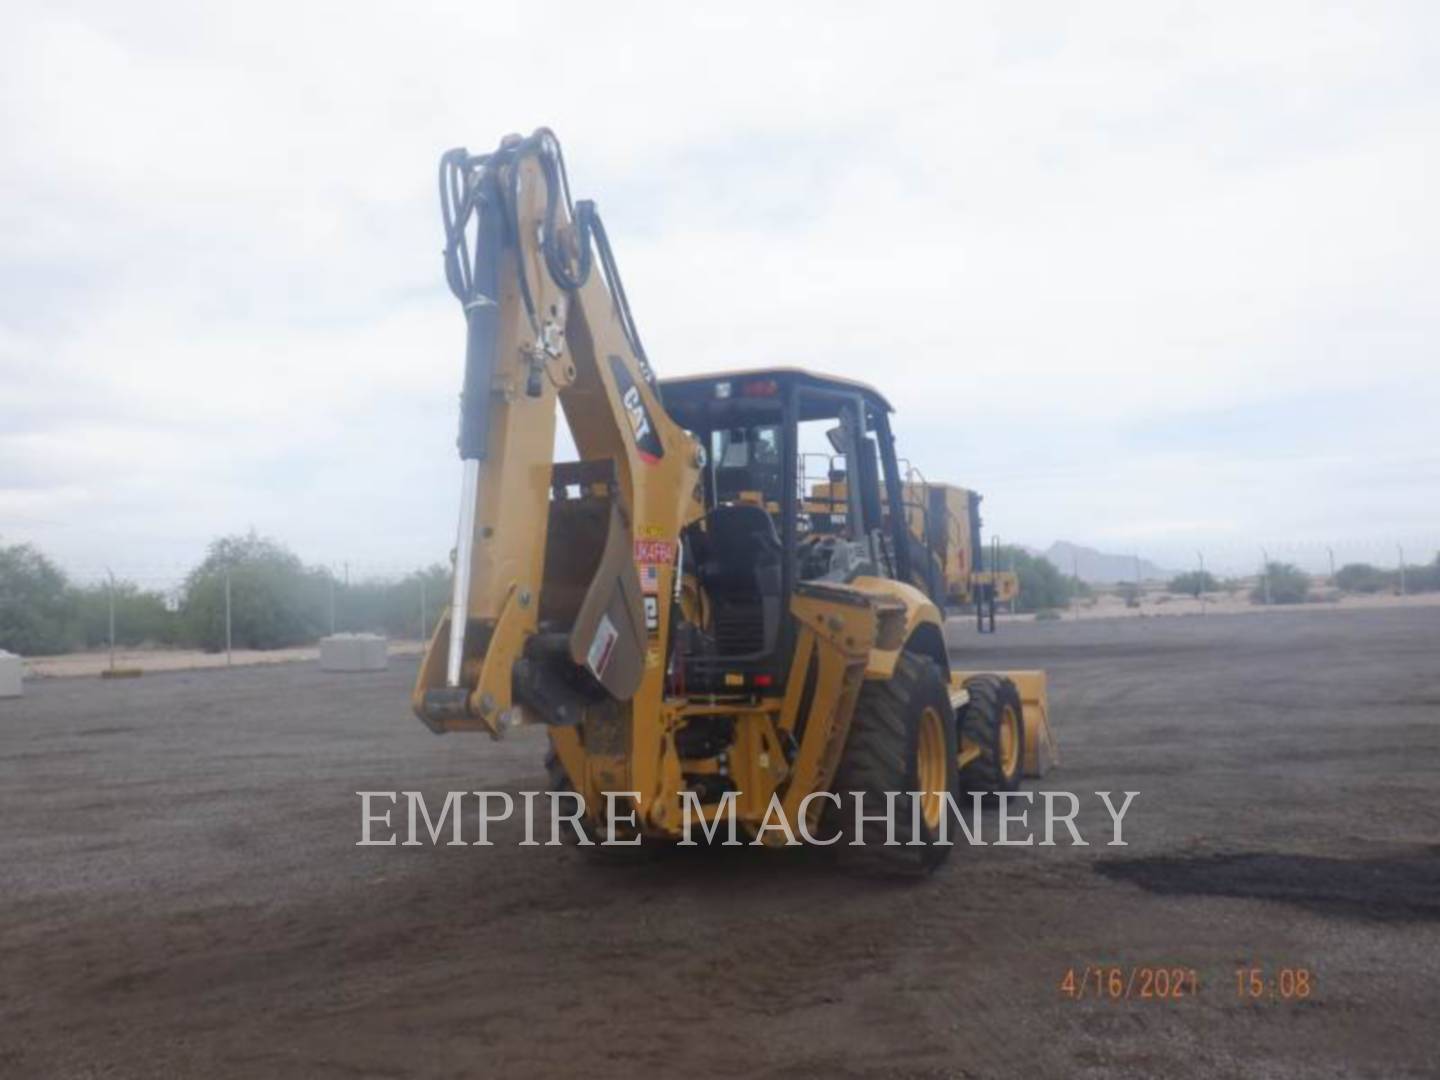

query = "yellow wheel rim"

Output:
[[917, 705, 946, 831], [999, 704, 1020, 779]]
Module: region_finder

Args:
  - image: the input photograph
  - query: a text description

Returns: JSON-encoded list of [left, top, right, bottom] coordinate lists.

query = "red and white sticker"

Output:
[[634, 539, 674, 565]]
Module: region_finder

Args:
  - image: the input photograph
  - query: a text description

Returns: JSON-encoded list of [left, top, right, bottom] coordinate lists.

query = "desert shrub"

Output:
[[990, 546, 1076, 613], [1334, 563, 1390, 593], [0, 541, 77, 654], [1252, 561, 1309, 604], [336, 564, 452, 639], [180, 533, 327, 650], [72, 582, 179, 647], [1168, 570, 1219, 597], [1401, 555, 1440, 593]]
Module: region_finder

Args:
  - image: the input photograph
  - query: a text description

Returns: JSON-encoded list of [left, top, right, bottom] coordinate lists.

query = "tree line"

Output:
[[995, 549, 1440, 614], [0, 533, 450, 656], [1168, 556, 1440, 605], [7, 533, 1436, 654]]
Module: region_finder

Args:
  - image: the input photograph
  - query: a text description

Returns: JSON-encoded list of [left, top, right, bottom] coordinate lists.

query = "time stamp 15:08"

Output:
[[1059, 965, 1315, 1002]]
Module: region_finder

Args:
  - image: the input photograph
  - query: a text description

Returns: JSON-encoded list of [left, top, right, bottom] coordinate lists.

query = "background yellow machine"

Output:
[[900, 480, 1020, 632], [808, 475, 1021, 632], [410, 129, 1053, 871]]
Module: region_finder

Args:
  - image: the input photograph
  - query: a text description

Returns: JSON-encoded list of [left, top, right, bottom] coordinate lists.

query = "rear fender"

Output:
[[846, 575, 947, 680]]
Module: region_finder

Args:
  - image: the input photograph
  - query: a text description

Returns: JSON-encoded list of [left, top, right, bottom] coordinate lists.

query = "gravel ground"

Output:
[[2, 607, 1438, 1078]]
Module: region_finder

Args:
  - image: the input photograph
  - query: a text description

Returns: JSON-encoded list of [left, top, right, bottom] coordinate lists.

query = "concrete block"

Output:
[[0, 651, 22, 698], [319, 633, 388, 672]]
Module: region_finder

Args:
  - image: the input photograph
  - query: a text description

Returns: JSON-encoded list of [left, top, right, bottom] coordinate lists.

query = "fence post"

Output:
[[224, 568, 232, 666], [1008, 545, 1016, 614], [106, 568, 116, 673], [1070, 551, 1079, 620]]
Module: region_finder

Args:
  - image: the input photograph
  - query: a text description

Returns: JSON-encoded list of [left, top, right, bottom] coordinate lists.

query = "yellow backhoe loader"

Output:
[[411, 129, 1054, 871]]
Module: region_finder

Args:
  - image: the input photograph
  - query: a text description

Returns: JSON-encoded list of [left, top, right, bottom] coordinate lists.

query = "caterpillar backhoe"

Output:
[[411, 129, 1054, 871]]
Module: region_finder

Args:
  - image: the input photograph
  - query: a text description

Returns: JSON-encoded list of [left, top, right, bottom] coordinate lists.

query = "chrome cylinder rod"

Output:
[[446, 457, 480, 687]]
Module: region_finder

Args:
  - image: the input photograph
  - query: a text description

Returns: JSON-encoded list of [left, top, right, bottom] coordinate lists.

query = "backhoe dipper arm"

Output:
[[412, 130, 702, 753]]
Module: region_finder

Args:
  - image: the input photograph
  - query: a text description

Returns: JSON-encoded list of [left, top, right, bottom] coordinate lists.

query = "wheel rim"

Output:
[[999, 704, 1020, 778], [917, 705, 946, 831]]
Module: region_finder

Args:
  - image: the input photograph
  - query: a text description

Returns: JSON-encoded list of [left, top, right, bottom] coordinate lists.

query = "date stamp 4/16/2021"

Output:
[[1059, 965, 1315, 1003]]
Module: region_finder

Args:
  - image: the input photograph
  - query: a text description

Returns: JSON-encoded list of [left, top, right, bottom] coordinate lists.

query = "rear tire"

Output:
[[832, 652, 958, 875], [958, 675, 1024, 793]]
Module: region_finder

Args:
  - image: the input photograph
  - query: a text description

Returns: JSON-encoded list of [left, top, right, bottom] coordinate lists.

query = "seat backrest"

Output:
[[692, 504, 783, 658], [703, 503, 781, 563]]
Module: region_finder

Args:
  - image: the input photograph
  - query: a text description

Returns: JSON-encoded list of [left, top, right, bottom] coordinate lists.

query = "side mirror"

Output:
[[825, 424, 848, 456]]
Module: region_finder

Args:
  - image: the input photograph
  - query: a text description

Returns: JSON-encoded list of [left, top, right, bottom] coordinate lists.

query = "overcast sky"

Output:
[[3, 1, 1437, 585]]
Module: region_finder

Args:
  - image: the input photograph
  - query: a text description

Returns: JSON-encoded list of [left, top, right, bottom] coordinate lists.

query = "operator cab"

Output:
[[659, 369, 914, 693]]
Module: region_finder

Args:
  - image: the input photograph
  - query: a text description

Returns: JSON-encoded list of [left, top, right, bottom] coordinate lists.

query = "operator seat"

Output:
[[688, 503, 783, 658]]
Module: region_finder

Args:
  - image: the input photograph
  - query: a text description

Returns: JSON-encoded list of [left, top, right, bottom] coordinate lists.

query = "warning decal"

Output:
[[586, 614, 619, 679]]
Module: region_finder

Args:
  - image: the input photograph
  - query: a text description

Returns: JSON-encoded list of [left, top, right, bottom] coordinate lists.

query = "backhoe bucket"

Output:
[[413, 459, 648, 732], [538, 462, 648, 703]]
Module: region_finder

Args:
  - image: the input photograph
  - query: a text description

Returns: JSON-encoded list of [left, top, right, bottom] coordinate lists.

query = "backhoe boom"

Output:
[[412, 130, 702, 755]]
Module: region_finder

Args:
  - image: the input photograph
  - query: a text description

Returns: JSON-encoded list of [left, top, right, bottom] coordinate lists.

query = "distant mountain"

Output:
[[1043, 541, 1174, 584]]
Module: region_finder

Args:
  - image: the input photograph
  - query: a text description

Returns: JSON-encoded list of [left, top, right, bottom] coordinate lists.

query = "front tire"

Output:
[[958, 674, 1024, 793], [832, 652, 958, 874]]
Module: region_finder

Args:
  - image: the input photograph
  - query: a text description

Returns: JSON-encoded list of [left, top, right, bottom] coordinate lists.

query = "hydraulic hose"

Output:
[[438, 129, 655, 436], [439, 148, 505, 461]]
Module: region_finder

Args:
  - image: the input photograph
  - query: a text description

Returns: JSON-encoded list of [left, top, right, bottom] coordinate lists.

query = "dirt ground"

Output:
[[3, 607, 1438, 1078]]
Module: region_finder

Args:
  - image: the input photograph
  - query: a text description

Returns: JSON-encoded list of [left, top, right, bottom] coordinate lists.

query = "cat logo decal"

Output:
[[609, 355, 664, 464]]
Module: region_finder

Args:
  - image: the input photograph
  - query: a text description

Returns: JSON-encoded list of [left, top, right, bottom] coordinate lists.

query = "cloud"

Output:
[[2, 1, 1437, 581]]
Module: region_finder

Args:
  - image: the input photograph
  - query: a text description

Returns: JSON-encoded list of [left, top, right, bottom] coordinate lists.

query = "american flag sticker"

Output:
[[639, 564, 661, 594]]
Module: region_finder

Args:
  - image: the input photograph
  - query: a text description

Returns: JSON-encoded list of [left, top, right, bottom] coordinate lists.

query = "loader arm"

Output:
[[412, 128, 703, 795]]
